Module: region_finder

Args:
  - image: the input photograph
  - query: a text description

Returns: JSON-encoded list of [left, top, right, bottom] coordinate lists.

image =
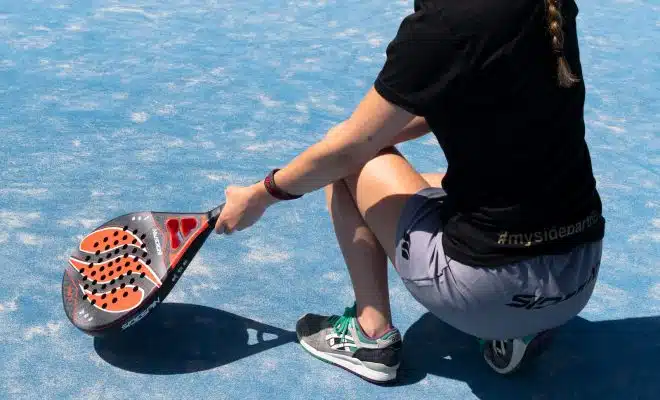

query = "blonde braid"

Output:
[[546, 0, 579, 87]]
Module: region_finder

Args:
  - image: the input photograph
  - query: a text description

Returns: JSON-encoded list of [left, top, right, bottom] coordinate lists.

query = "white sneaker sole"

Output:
[[483, 339, 528, 374], [299, 339, 399, 383]]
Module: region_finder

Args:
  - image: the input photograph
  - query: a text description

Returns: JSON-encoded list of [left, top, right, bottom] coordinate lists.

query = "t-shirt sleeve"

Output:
[[374, 9, 468, 116]]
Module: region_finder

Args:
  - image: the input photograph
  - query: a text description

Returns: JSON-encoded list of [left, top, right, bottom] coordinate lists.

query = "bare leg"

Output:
[[324, 147, 440, 337], [325, 180, 392, 337], [421, 172, 444, 188]]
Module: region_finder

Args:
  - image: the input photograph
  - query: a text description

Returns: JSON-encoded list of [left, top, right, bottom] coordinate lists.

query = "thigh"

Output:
[[410, 241, 603, 340], [421, 173, 444, 188], [343, 147, 430, 263]]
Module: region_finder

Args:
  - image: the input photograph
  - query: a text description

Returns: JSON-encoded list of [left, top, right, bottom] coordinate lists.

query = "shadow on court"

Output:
[[93, 303, 297, 374], [396, 313, 660, 399]]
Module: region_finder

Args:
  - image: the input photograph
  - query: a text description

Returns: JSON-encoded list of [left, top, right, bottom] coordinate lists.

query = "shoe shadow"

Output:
[[393, 313, 660, 399], [93, 303, 297, 375]]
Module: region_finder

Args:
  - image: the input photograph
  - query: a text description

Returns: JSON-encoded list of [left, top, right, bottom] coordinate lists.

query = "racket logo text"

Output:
[[121, 296, 160, 331], [152, 228, 163, 256]]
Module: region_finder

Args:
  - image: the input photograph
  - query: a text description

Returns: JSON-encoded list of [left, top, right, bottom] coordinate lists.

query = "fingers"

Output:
[[214, 208, 232, 235], [215, 219, 234, 235]]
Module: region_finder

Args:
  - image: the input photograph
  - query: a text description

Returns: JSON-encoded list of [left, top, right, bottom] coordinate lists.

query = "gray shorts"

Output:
[[394, 187, 603, 340]]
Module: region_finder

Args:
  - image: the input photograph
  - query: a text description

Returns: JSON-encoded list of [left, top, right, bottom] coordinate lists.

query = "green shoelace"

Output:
[[328, 303, 357, 338]]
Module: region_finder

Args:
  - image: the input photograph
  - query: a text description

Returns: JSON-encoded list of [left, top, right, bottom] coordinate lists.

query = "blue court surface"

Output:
[[1, 0, 658, 399]]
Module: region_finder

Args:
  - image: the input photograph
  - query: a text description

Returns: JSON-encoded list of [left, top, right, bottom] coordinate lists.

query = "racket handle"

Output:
[[208, 203, 225, 223]]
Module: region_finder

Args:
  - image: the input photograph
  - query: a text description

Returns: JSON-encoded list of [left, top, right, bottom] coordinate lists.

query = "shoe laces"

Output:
[[328, 303, 356, 339]]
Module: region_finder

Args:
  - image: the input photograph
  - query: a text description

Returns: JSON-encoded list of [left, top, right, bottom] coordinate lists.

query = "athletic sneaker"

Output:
[[295, 303, 401, 383], [479, 329, 555, 374]]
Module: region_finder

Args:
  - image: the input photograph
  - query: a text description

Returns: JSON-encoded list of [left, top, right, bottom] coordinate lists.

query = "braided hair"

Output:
[[546, 0, 580, 87]]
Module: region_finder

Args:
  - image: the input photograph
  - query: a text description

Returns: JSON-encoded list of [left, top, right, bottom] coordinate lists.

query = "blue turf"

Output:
[[0, 0, 658, 399]]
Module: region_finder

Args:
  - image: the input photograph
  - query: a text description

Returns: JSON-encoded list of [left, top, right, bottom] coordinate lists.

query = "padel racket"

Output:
[[62, 204, 224, 337]]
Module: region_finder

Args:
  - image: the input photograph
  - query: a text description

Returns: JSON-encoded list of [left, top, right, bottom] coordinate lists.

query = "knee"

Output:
[[342, 146, 403, 187], [376, 146, 400, 157]]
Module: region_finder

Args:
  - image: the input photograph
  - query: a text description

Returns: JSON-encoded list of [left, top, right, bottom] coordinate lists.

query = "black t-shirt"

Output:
[[375, 0, 605, 266]]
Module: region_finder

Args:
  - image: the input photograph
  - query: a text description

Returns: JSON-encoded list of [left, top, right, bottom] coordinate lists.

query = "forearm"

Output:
[[251, 87, 417, 206], [388, 116, 430, 146], [253, 118, 429, 205], [247, 122, 363, 206], [260, 123, 369, 200]]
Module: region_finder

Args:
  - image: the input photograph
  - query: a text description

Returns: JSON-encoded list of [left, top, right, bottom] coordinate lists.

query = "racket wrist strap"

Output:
[[264, 169, 303, 201]]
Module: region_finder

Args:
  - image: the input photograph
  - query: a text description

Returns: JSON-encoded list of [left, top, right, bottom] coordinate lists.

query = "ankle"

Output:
[[356, 315, 393, 339]]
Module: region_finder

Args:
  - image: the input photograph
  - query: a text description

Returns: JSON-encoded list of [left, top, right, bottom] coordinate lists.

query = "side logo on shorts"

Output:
[[506, 266, 597, 310], [401, 233, 411, 260]]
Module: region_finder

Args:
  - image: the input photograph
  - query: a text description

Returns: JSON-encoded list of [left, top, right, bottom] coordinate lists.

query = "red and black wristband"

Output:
[[264, 169, 303, 201]]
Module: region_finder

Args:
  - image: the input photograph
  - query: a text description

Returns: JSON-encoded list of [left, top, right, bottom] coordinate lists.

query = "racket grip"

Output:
[[208, 203, 225, 223]]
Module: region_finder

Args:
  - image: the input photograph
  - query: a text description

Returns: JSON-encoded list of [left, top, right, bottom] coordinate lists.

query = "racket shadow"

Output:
[[393, 313, 660, 399], [93, 303, 297, 375]]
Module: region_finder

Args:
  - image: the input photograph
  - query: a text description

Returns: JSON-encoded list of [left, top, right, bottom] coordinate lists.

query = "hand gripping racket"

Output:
[[61, 204, 224, 337]]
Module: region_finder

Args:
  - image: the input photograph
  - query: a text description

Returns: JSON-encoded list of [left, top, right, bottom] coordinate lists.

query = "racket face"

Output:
[[62, 209, 217, 337]]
